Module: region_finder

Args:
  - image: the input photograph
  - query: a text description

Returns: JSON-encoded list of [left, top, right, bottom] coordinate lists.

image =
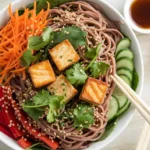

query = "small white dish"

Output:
[[124, 0, 150, 34], [0, 0, 144, 150]]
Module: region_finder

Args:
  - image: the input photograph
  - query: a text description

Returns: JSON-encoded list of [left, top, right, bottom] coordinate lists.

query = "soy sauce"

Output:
[[130, 0, 150, 29]]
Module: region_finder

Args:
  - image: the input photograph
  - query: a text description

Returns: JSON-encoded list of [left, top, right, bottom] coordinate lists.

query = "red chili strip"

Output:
[[4, 86, 59, 150], [0, 87, 24, 139], [17, 136, 32, 149], [0, 124, 14, 139]]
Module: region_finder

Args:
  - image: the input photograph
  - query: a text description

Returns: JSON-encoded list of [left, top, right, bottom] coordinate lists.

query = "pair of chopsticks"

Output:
[[111, 74, 150, 150], [136, 122, 150, 150], [111, 74, 150, 124]]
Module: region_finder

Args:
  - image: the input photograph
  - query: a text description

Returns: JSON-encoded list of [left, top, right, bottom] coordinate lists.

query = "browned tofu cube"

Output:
[[47, 74, 78, 102], [79, 77, 108, 105], [49, 39, 80, 71], [29, 60, 56, 88]]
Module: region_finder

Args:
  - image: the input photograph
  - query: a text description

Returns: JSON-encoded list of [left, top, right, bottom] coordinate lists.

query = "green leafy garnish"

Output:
[[132, 68, 139, 91], [23, 105, 43, 121], [20, 49, 33, 67], [28, 27, 53, 50], [73, 103, 94, 128], [19, 0, 74, 15], [47, 96, 65, 122], [52, 26, 87, 49], [20, 49, 42, 67], [66, 63, 88, 87], [85, 44, 102, 70], [89, 62, 110, 78], [23, 90, 65, 122], [42, 27, 53, 43], [26, 143, 51, 150], [28, 36, 47, 50], [37, 0, 74, 13], [21, 27, 53, 67]]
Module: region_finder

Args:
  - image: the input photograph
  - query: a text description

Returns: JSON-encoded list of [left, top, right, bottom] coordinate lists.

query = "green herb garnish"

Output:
[[89, 62, 110, 78], [20, 27, 53, 67], [85, 43, 102, 70], [52, 26, 87, 49], [66, 63, 88, 87], [23, 90, 65, 123], [73, 103, 94, 128]]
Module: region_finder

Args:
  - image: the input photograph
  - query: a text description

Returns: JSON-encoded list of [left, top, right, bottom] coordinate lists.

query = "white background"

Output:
[[0, 0, 150, 150]]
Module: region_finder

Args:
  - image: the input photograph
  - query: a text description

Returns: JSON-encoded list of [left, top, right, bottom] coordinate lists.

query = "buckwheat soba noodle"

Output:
[[0, 1, 134, 150]]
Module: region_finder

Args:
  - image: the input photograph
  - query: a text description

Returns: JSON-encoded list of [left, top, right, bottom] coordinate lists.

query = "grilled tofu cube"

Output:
[[49, 39, 80, 71], [47, 74, 78, 102], [29, 60, 56, 88], [79, 77, 108, 105]]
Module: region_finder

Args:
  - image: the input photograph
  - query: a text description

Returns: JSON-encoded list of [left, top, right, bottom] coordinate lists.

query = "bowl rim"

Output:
[[124, 0, 150, 34], [0, 0, 144, 150]]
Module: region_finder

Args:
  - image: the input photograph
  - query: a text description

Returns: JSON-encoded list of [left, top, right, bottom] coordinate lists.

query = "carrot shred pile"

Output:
[[0, 2, 50, 85]]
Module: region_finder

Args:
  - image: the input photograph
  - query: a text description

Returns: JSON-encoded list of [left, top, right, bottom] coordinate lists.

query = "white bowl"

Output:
[[124, 0, 150, 34], [0, 0, 144, 150]]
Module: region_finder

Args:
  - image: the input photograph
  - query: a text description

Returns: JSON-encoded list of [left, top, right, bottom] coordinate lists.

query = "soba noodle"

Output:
[[11, 1, 123, 149]]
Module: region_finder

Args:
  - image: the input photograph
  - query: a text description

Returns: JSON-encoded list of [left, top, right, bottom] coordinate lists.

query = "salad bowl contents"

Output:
[[0, 0, 143, 150]]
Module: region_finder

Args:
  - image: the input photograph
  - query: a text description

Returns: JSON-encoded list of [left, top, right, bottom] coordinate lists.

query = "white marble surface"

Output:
[[0, 0, 150, 150]]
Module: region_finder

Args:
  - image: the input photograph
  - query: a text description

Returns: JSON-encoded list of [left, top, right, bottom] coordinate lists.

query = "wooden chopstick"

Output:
[[111, 74, 150, 125], [136, 122, 150, 150], [114, 74, 150, 114]]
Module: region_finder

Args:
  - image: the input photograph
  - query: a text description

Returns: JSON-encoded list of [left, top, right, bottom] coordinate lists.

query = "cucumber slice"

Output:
[[113, 88, 128, 109], [116, 38, 131, 55], [116, 49, 134, 61], [117, 101, 131, 116], [119, 74, 131, 86], [107, 96, 119, 122], [117, 58, 134, 71], [117, 68, 133, 81]]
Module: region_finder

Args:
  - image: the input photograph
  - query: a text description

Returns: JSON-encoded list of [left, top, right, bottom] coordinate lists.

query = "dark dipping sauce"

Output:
[[130, 0, 150, 29]]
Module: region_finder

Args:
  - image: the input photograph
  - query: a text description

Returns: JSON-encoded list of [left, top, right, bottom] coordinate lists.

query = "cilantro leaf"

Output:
[[28, 27, 53, 51], [85, 44, 102, 71], [19, 0, 74, 16], [20, 50, 42, 67], [32, 90, 51, 106], [42, 27, 53, 43], [28, 36, 47, 50], [23, 106, 43, 121], [20, 49, 33, 67], [66, 63, 88, 87], [85, 44, 101, 59], [52, 26, 87, 49], [21, 27, 53, 67], [23, 90, 65, 122], [47, 96, 65, 123], [36, 0, 74, 13], [73, 103, 94, 128], [90, 62, 110, 78], [26, 143, 50, 150]]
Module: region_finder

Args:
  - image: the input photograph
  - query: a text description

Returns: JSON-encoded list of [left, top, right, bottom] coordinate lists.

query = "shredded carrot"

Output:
[[0, 2, 50, 85], [11, 67, 26, 73]]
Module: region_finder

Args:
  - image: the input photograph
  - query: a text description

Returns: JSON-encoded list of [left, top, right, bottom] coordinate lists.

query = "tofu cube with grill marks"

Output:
[[79, 77, 108, 105], [29, 60, 56, 88], [49, 40, 80, 71], [47, 74, 78, 102]]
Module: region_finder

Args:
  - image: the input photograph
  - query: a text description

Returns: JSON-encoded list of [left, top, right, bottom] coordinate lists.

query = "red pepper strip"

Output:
[[5, 87, 59, 150], [0, 87, 10, 127], [0, 86, 24, 139], [17, 136, 32, 149], [0, 124, 14, 139], [0, 108, 8, 128]]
